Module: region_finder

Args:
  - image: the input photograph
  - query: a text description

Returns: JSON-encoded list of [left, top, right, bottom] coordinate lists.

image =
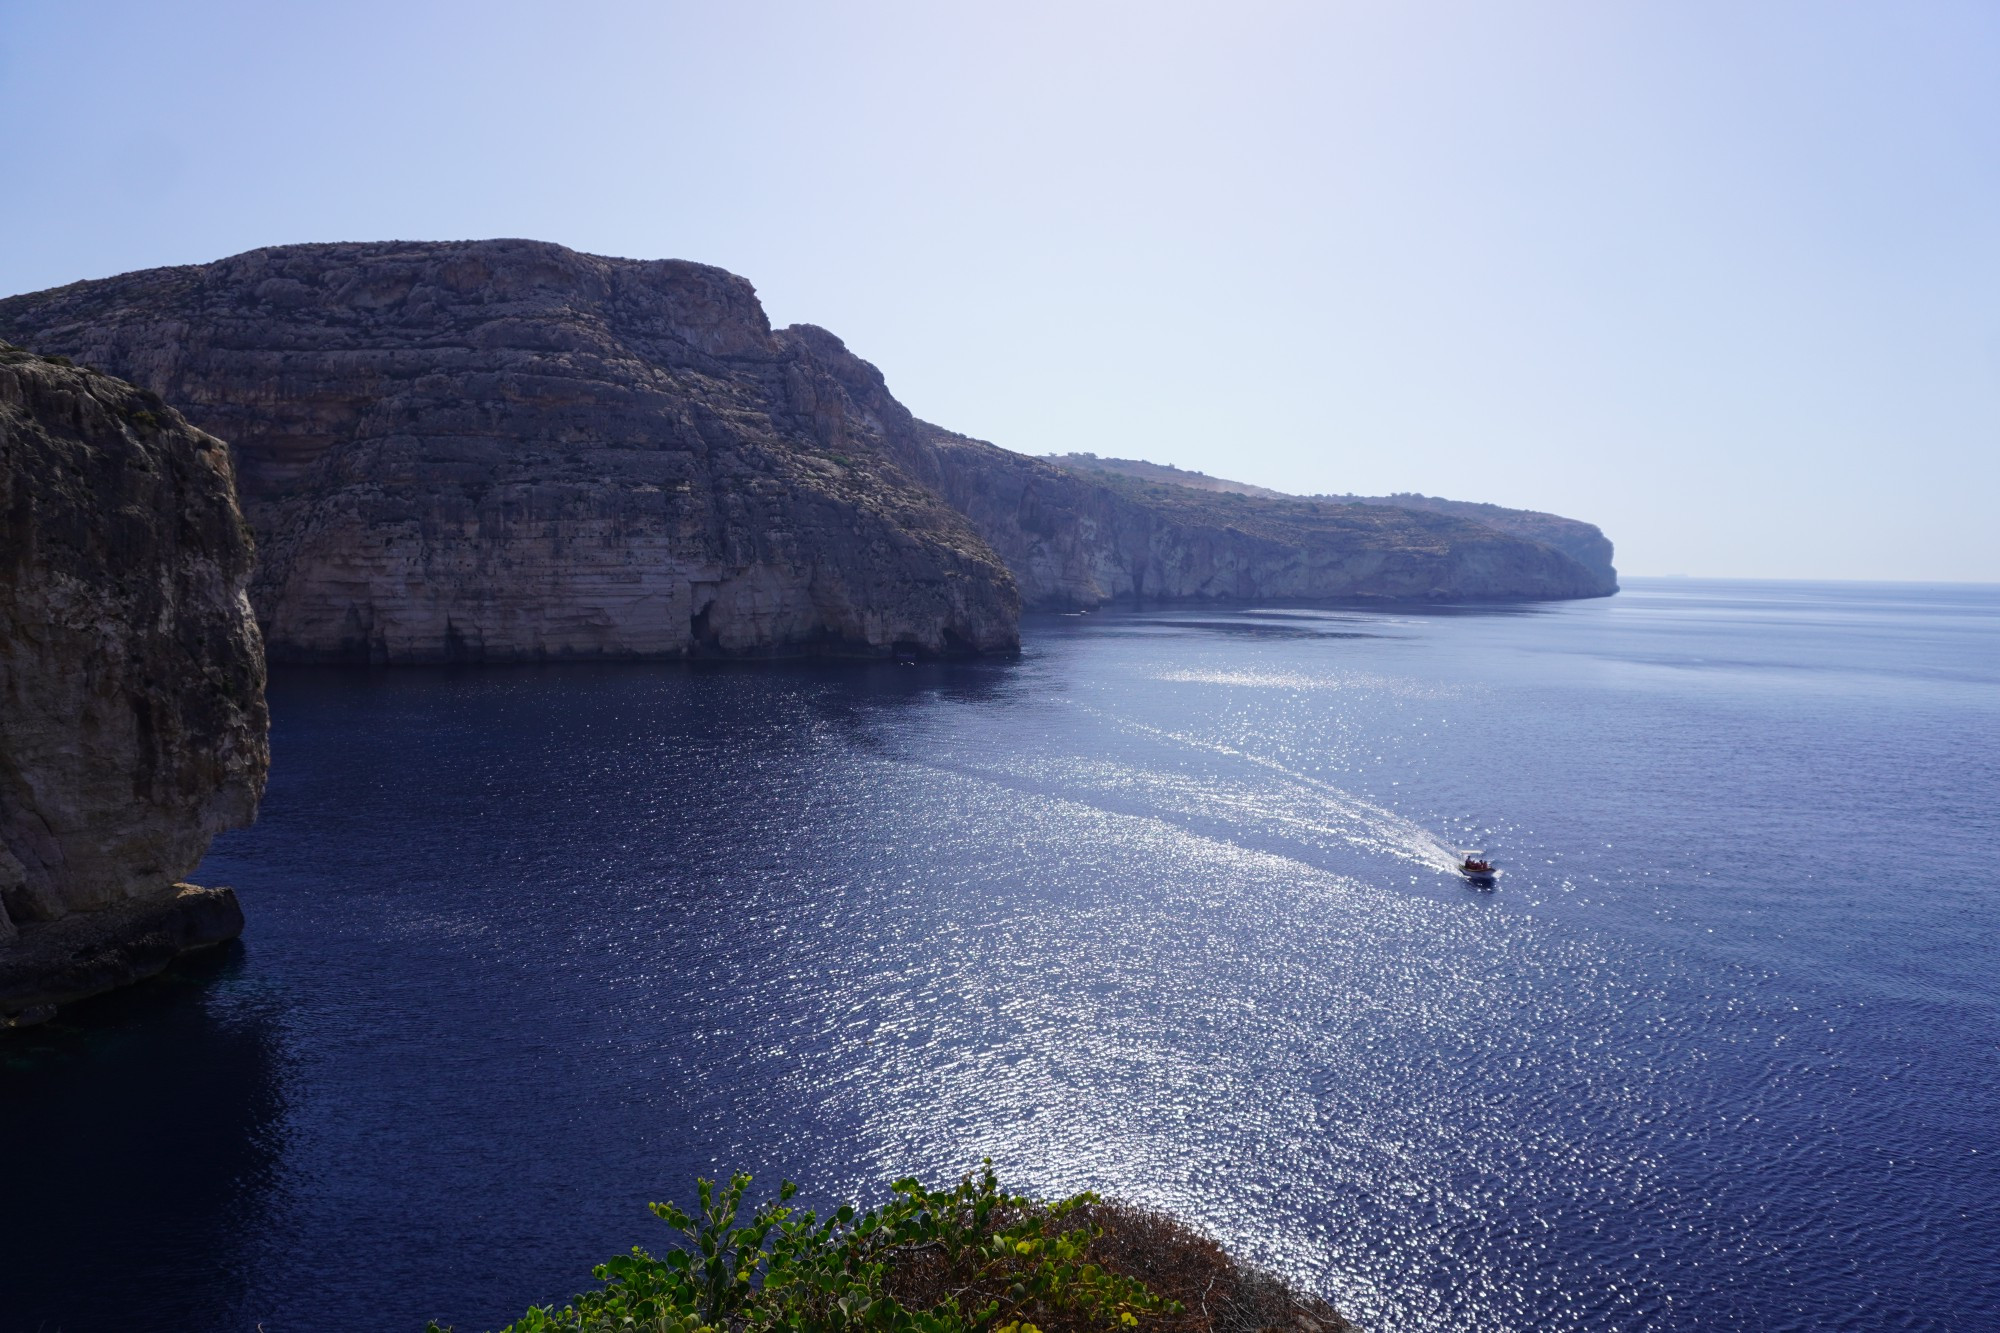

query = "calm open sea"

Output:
[[5, 579, 1997, 1332]]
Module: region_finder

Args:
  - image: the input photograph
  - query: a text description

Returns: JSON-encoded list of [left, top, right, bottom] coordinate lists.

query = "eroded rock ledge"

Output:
[[0, 884, 244, 1028]]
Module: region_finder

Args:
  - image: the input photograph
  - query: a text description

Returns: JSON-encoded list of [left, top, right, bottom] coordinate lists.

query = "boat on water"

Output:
[[1458, 851, 1500, 886]]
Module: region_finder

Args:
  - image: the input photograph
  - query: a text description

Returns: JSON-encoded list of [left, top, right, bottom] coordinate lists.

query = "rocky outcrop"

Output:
[[0, 884, 246, 1027], [0, 242, 1018, 662], [0, 344, 266, 1023], [787, 327, 1615, 607]]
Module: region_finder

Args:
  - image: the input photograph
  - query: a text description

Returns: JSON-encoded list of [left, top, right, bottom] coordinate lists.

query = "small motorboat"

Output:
[[1457, 851, 1500, 886]]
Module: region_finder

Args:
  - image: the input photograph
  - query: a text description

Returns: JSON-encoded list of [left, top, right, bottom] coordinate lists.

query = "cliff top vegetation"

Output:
[[1041, 455, 1523, 557], [448, 1166, 1349, 1333]]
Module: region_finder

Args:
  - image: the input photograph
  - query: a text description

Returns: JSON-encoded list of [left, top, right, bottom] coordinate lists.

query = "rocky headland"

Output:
[[1041, 452, 1619, 598], [0, 344, 268, 1026], [0, 241, 1614, 667], [774, 331, 1616, 608]]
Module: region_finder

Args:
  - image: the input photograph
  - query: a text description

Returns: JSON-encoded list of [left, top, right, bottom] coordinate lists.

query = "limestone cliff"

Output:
[[786, 327, 1614, 607], [1040, 453, 1619, 597], [0, 344, 267, 1024], [0, 240, 1614, 644], [1306, 494, 1613, 594], [0, 241, 1018, 662]]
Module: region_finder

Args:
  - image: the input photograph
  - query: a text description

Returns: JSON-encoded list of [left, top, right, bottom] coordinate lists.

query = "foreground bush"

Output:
[[442, 1164, 1350, 1333]]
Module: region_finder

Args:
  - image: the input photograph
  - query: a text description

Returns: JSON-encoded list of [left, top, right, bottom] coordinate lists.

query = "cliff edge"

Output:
[[0, 344, 268, 1025]]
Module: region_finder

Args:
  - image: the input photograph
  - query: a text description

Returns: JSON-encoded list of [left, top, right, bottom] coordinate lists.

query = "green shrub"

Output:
[[442, 1163, 1180, 1333]]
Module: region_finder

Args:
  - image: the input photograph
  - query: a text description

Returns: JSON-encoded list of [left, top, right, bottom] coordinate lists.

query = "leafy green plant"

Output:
[[440, 1163, 1181, 1333]]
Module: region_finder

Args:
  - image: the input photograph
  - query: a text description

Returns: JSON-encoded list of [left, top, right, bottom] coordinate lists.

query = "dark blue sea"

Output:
[[5, 579, 1998, 1332]]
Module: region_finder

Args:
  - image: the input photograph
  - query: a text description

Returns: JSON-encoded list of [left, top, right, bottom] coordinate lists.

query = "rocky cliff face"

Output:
[[0, 242, 1018, 662], [786, 327, 1614, 607], [0, 344, 266, 1023]]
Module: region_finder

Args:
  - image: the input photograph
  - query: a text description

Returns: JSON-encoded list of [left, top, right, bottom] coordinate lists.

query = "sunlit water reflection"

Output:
[[4, 580, 1997, 1331]]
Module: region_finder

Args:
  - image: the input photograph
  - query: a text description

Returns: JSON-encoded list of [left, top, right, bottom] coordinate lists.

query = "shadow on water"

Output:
[[794, 660, 1025, 745], [0, 944, 285, 1332]]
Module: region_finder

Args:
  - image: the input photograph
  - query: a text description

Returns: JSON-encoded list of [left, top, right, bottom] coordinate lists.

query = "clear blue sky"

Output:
[[4, 1, 1996, 580]]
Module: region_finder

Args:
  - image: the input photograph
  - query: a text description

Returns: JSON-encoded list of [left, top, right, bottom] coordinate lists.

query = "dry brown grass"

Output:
[[1076, 1203, 1354, 1333], [883, 1199, 1354, 1333]]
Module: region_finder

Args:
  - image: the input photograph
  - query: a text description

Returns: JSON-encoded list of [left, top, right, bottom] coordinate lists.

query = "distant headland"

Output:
[[1041, 453, 1618, 596]]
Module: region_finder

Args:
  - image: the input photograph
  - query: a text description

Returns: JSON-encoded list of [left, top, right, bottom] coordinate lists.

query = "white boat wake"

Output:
[[1066, 704, 1468, 875]]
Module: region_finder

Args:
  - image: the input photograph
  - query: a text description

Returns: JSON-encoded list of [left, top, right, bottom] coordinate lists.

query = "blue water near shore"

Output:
[[5, 579, 1999, 1332]]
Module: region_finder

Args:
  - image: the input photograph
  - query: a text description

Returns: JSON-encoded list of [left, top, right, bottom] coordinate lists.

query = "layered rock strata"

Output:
[[0, 344, 267, 1023], [0, 242, 1018, 662]]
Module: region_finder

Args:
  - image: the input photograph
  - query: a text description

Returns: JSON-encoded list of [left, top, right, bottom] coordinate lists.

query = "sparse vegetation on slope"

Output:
[[445, 1167, 1350, 1333]]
